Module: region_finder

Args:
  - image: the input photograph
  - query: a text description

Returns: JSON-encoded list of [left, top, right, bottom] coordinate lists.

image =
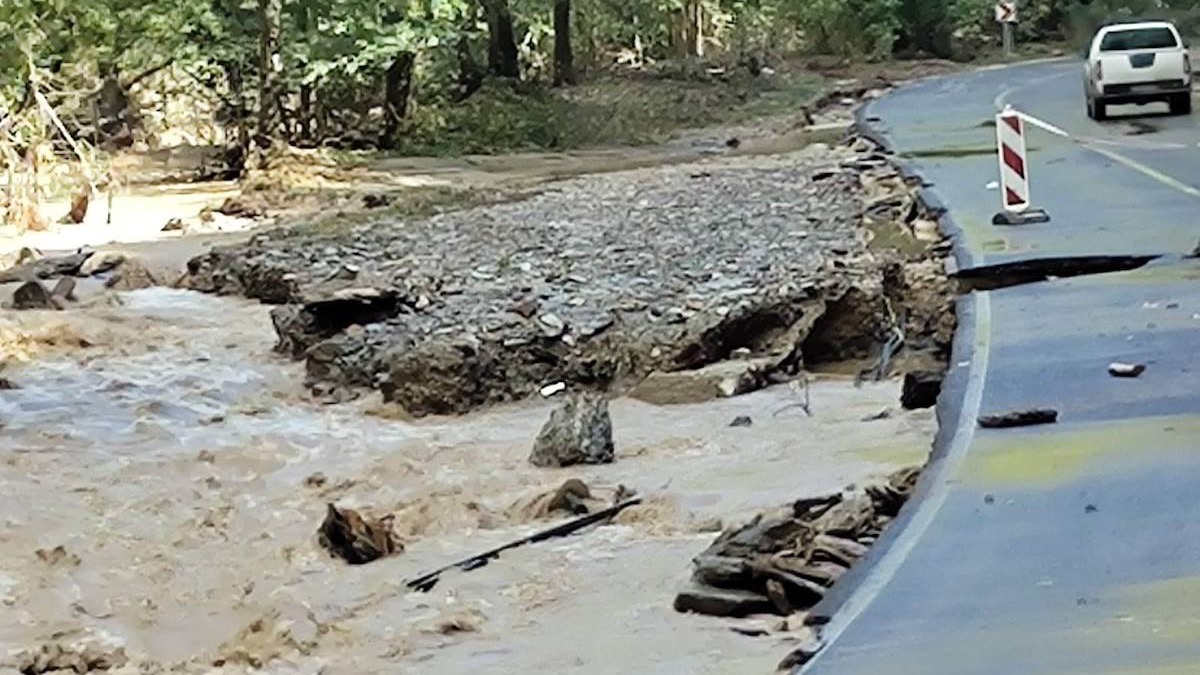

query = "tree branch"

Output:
[[120, 58, 176, 90]]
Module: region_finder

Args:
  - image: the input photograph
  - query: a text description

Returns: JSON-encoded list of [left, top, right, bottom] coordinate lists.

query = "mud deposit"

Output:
[[0, 290, 935, 675]]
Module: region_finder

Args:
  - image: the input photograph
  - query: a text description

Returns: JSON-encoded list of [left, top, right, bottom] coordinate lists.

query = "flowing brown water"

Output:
[[0, 288, 934, 674]]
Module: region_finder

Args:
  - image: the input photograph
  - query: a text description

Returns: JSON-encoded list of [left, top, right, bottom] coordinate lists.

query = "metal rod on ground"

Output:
[[405, 498, 643, 592]]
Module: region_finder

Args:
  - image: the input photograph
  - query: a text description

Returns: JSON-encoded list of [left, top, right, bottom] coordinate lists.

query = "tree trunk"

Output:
[[298, 84, 312, 143], [675, 0, 703, 59], [482, 0, 520, 78], [223, 62, 250, 174], [456, 4, 485, 100], [381, 52, 415, 150], [457, 36, 485, 99], [256, 0, 283, 148], [552, 0, 575, 86], [297, 2, 313, 143]]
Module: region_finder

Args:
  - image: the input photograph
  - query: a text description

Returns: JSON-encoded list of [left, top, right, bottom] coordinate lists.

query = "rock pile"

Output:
[[2, 250, 159, 310], [674, 466, 920, 618]]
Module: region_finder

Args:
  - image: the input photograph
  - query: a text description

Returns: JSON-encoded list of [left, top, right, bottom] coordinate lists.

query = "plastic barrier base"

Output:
[[992, 208, 1050, 226]]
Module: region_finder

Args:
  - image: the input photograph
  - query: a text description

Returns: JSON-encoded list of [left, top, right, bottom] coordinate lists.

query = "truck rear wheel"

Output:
[[1169, 93, 1193, 115]]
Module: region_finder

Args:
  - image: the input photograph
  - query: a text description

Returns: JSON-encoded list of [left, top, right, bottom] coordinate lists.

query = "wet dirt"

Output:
[[0, 289, 936, 674]]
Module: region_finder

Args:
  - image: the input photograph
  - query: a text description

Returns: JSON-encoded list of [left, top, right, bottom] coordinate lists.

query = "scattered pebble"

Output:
[[1108, 362, 1145, 378]]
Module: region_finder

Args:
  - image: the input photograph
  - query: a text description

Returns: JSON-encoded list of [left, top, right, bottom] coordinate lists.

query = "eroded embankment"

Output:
[[183, 141, 955, 416]]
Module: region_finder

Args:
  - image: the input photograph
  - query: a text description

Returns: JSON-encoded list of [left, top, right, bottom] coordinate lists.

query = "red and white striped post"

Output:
[[992, 105, 1050, 225]]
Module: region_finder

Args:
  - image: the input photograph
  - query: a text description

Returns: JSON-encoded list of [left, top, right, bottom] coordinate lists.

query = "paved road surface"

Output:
[[801, 60, 1200, 675], [863, 60, 1200, 268]]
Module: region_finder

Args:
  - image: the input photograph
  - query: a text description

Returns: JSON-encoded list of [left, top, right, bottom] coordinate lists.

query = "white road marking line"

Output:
[[1084, 143, 1200, 199]]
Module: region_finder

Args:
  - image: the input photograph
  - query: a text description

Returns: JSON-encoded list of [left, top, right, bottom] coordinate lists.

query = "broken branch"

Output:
[[406, 497, 643, 592]]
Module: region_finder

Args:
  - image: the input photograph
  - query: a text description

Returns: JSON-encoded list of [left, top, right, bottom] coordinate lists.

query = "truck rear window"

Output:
[[1100, 27, 1179, 51]]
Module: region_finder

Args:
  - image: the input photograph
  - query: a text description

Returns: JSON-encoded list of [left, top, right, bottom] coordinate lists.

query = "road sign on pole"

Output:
[[995, 2, 1018, 57], [994, 1, 1017, 23]]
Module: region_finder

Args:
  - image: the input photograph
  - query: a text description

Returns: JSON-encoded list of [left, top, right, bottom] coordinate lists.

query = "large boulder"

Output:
[[529, 393, 615, 468], [11, 280, 58, 310]]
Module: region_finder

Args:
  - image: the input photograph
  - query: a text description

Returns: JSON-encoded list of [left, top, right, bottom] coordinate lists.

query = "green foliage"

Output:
[[786, 0, 903, 59], [6, 0, 1198, 166], [1063, 0, 1200, 45], [390, 67, 820, 154]]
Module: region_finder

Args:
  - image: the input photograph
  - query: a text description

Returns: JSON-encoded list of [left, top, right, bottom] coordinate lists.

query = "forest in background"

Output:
[[1, 0, 1199, 180]]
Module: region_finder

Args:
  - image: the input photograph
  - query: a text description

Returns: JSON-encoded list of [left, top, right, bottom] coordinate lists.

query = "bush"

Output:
[[1064, 0, 1200, 47], [787, 0, 904, 59]]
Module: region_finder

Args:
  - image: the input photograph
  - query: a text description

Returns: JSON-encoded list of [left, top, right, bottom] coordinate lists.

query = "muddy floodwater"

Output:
[[0, 288, 934, 674]]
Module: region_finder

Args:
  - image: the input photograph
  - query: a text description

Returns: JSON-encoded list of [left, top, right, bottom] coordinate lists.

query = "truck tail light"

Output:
[[1185, 53, 1192, 74], [1096, 60, 1103, 80]]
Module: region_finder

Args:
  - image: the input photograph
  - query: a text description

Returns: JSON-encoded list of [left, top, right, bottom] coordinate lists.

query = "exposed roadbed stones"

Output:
[[1108, 362, 1146, 378], [176, 146, 956, 416]]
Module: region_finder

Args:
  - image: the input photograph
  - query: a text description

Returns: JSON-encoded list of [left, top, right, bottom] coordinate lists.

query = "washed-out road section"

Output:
[[802, 59, 1200, 674]]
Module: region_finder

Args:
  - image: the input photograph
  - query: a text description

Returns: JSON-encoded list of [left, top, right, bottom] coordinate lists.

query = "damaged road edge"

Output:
[[777, 104, 996, 670]]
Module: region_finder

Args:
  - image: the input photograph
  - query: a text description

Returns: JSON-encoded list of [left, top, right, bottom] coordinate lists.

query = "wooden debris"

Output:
[[813, 534, 869, 567], [0, 251, 92, 283], [674, 466, 921, 618], [51, 277, 77, 303], [792, 494, 842, 519], [777, 641, 823, 670], [765, 579, 793, 615], [674, 583, 774, 618], [317, 503, 401, 565], [65, 185, 90, 224], [407, 497, 642, 592], [978, 408, 1059, 428], [693, 554, 751, 588]]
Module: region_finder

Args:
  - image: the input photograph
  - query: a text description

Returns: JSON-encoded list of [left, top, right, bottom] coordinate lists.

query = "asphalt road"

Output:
[[799, 60, 1200, 675], [863, 59, 1200, 268]]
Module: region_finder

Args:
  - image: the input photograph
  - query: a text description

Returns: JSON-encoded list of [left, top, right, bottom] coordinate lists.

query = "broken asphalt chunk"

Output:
[[978, 408, 1058, 429]]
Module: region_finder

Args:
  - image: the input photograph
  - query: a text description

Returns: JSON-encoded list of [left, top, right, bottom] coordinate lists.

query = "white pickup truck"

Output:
[[1083, 20, 1193, 120]]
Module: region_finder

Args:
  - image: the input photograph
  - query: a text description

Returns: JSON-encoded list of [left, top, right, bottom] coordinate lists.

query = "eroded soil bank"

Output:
[[182, 140, 953, 416]]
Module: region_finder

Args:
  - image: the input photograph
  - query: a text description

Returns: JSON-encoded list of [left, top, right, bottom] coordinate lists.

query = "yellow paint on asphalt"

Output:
[[965, 415, 1200, 488], [1117, 575, 1200, 636]]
